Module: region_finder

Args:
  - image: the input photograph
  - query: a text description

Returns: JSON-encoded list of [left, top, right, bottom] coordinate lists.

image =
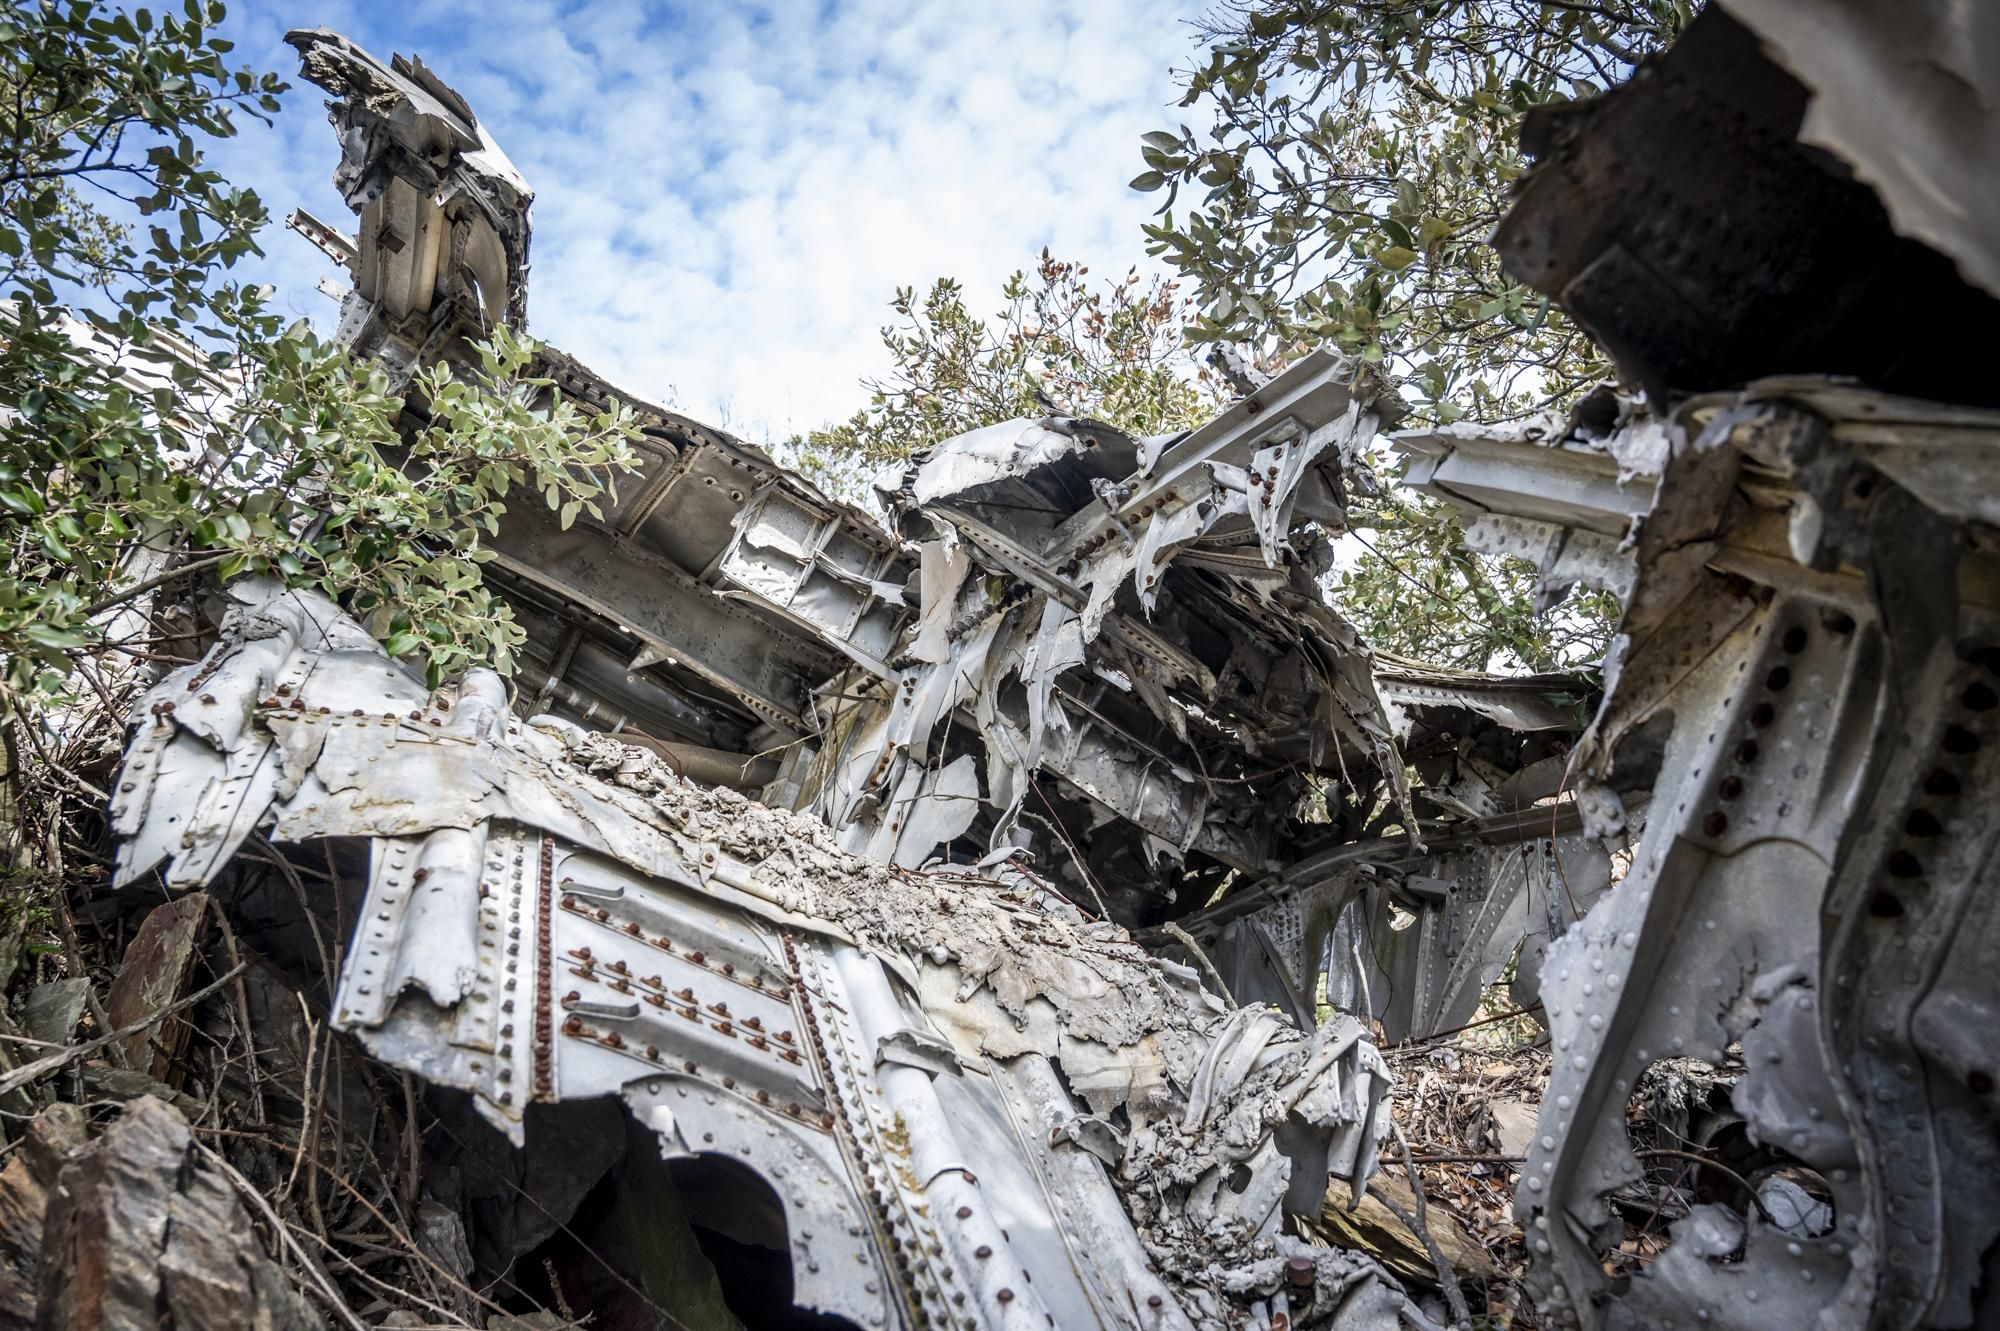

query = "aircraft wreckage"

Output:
[[103, 6, 2000, 1329]]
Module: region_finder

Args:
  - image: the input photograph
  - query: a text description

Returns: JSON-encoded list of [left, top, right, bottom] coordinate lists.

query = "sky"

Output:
[[206, 0, 1211, 442]]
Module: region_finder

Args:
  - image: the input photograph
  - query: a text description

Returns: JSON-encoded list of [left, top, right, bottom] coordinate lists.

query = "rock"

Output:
[[1489, 1100, 1540, 1159], [35, 1095, 322, 1331], [20, 980, 90, 1047], [102, 894, 208, 1078], [78, 1067, 202, 1116], [0, 1103, 89, 1331]]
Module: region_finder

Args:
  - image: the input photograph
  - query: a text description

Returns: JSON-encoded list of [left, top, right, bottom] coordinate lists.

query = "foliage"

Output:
[[786, 252, 1223, 502], [1337, 484, 1617, 671], [797, 254, 1611, 671], [1116, 0, 1684, 668], [0, 0, 640, 701], [1135, 0, 1691, 423]]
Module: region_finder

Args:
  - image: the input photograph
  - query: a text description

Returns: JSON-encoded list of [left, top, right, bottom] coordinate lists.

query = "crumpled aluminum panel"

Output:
[[1408, 384, 2000, 1330], [109, 584, 1420, 1331]]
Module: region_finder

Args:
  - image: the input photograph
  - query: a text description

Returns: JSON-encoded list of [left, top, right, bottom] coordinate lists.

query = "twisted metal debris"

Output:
[[98, 5, 2000, 1328]]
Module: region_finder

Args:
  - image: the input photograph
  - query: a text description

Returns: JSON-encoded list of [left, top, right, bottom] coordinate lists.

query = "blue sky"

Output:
[[206, 0, 1208, 440]]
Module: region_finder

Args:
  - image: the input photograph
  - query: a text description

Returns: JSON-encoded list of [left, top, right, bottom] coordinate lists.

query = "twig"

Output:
[[304, 1154, 516, 1324], [0, 963, 247, 1099], [1395, 1151, 1524, 1166], [1161, 921, 1237, 1007], [1382, 1122, 1474, 1331], [1398, 1002, 1544, 1047], [280, 993, 318, 1206], [204, 898, 265, 1124], [53, 894, 130, 1071], [1024, 790, 1109, 920], [400, 1071, 422, 1215], [191, 1138, 372, 1331], [1634, 1149, 1778, 1224], [78, 550, 233, 618]]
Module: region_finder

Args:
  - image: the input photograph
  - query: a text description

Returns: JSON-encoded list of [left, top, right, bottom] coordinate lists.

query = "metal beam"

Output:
[[490, 504, 831, 736]]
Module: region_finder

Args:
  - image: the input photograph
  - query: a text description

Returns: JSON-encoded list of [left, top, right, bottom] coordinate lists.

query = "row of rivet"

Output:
[[532, 834, 555, 1099], [561, 954, 804, 1067], [780, 934, 939, 1327], [558, 894, 790, 999], [555, 1017, 832, 1132]]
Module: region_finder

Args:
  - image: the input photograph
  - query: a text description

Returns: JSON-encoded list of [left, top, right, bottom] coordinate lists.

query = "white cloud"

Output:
[[209, 0, 1206, 441]]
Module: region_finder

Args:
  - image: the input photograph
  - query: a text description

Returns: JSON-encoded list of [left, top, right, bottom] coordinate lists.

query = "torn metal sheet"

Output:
[[836, 351, 1433, 899], [109, 585, 1425, 1331], [287, 37, 1600, 1045], [1721, 0, 2000, 301], [1406, 365, 2000, 1329], [228, 29, 1783, 1330], [1492, 6, 2000, 409], [289, 29, 531, 379]]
